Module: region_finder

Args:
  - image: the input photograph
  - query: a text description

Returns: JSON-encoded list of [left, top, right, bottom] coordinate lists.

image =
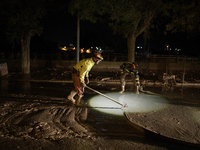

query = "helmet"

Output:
[[131, 62, 138, 70], [94, 52, 103, 60]]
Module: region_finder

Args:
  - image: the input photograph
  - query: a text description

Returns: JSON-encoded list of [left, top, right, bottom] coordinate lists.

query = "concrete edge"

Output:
[[123, 112, 200, 148]]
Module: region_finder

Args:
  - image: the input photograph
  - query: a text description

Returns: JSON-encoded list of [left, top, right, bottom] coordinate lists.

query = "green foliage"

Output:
[[69, 0, 165, 38], [69, 0, 200, 37], [68, 0, 106, 22], [68, 0, 171, 62], [166, 0, 200, 34], [107, 0, 164, 38], [0, 0, 47, 45]]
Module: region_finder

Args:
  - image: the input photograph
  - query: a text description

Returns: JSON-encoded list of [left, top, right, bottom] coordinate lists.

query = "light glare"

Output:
[[89, 92, 168, 116]]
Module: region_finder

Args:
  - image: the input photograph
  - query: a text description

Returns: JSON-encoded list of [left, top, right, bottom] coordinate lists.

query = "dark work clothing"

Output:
[[120, 62, 140, 88]]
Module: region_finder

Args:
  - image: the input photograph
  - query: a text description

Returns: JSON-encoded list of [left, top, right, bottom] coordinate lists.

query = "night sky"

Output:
[[39, 7, 200, 56], [1, 1, 199, 56], [41, 9, 77, 46], [40, 8, 127, 51]]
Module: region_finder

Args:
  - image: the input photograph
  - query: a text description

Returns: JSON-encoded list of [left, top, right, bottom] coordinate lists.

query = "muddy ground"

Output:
[[0, 68, 200, 150]]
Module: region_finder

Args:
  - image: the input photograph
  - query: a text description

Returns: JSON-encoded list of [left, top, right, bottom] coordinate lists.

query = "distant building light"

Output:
[[137, 46, 142, 49], [61, 48, 66, 51], [80, 48, 84, 53], [175, 48, 181, 51], [86, 49, 91, 53]]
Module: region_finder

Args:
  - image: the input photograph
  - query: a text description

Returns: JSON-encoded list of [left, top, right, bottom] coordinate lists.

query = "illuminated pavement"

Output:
[[85, 89, 200, 147], [1, 79, 200, 149]]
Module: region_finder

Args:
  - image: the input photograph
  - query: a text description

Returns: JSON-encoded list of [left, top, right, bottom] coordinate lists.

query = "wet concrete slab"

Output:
[[81, 105, 145, 137]]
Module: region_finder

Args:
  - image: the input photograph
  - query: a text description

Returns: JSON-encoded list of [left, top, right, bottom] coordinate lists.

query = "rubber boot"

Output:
[[67, 90, 77, 104], [136, 85, 140, 94], [119, 86, 125, 94], [75, 94, 83, 106]]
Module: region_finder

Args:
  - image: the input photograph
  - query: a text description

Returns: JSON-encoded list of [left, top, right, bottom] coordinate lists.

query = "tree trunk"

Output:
[[21, 31, 32, 75], [127, 32, 137, 62]]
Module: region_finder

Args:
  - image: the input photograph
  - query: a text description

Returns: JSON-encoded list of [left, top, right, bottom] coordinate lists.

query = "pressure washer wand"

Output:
[[85, 86, 127, 108]]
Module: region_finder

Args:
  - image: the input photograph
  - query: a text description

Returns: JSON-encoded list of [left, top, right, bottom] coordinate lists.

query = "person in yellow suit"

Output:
[[67, 52, 103, 106]]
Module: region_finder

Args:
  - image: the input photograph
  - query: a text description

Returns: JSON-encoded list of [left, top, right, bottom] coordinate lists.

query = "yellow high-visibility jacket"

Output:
[[73, 57, 95, 83]]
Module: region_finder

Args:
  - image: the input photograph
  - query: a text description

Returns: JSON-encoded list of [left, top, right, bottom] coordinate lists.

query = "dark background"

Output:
[[0, 2, 200, 57]]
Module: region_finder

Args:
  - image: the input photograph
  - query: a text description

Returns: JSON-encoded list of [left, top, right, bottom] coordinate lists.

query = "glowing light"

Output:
[[89, 92, 168, 116], [86, 49, 91, 53], [58, 46, 75, 51], [80, 48, 84, 53], [61, 47, 66, 51], [137, 46, 142, 49]]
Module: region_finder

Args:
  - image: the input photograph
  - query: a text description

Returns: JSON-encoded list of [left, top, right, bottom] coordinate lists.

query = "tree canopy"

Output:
[[69, 0, 167, 62], [0, 0, 49, 75], [0, 0, 47, 45], [166, 0, 200, 34], [69, 0, 200, 61]]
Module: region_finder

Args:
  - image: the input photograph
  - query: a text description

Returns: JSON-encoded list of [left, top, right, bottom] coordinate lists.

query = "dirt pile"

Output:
[[0, 96, 89, 140]]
